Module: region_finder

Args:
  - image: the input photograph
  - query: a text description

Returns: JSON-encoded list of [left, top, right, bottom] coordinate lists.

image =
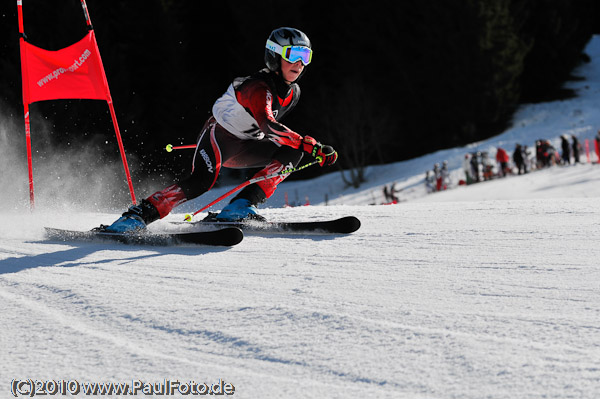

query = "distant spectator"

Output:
[[572, 135, 581, 163], [383, 185, 391, 202], [537, 139, 556, 168], [535, 140, 543, 168], [560, 135, 571, 165], [463, 154, 473, 184], [390, 183, 399, 202], [383, 183, 399, 203], [513, 143, 526, 175], [440, 161, 450, 190], [425, 170, 435, 193], [481, 152, 494, 180], [470, 152, 481, 182], [522, 145, 532, 173], [495, 147, 510, 177], [433, 163, 443, 191]]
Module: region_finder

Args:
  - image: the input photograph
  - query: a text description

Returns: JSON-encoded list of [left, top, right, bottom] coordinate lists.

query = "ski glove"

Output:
[[302, 136, 338, 167]]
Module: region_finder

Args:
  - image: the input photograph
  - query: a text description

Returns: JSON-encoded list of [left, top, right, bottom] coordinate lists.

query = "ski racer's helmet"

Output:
[[265, 27, 312, 75]]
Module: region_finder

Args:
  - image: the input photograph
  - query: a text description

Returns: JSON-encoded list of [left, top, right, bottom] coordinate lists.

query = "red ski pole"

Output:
[[184, 158, 321, 221], [165, 144, 197, 152]]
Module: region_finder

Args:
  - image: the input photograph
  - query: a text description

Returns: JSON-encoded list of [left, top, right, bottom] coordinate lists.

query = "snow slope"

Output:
[[1, 201, 599, 398], [2, 37, 600, 399]]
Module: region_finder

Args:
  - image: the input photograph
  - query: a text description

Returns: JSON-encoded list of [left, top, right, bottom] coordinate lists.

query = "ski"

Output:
[[44, 226, 244, 247], [180, 215, 361, 234]]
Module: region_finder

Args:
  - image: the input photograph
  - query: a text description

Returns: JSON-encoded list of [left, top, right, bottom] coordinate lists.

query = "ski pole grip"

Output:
[[166, 144, 173, 152]]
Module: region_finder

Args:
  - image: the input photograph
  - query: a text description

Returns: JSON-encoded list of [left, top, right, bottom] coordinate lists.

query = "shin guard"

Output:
[[146, 184, 187, 219], [254, 160, 292, 199]]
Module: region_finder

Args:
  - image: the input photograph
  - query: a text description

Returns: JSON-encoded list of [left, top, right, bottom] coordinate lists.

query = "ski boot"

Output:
[[103, 200, 160, 233], [215, 198, 266, 222]]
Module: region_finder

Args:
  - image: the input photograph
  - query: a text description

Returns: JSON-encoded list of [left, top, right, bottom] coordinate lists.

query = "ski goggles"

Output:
[[266, 39, 313, 65]]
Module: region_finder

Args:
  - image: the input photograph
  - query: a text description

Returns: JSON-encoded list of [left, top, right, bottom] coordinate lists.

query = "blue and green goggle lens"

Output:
[[266, 40, 313, 65]]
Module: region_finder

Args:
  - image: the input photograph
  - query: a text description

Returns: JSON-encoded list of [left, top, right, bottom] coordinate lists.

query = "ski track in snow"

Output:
[[1, 199, 600, 398]]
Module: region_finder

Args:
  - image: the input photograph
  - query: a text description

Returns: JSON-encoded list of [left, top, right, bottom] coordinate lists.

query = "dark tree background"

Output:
[[1, 0, 599, 189]]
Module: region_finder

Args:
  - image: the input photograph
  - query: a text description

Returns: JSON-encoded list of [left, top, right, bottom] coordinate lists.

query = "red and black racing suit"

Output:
[[144, 69, 307, 220]]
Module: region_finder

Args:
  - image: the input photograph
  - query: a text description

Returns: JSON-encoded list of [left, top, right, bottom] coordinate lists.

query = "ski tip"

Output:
[[215, 227, 244, 246], [182, 227, 244, 246], [337, 216, 361, 234]]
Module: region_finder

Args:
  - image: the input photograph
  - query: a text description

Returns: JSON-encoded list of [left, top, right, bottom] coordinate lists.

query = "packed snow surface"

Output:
[[2, 37, 600, 399], [1, 200, 599, 398]]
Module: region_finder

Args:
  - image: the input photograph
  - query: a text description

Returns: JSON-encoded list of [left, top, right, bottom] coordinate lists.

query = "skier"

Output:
[[105, 27, 338, 232]]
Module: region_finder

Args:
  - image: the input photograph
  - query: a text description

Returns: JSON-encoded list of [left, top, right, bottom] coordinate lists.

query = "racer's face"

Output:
[[280, 59, 304, 84]]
